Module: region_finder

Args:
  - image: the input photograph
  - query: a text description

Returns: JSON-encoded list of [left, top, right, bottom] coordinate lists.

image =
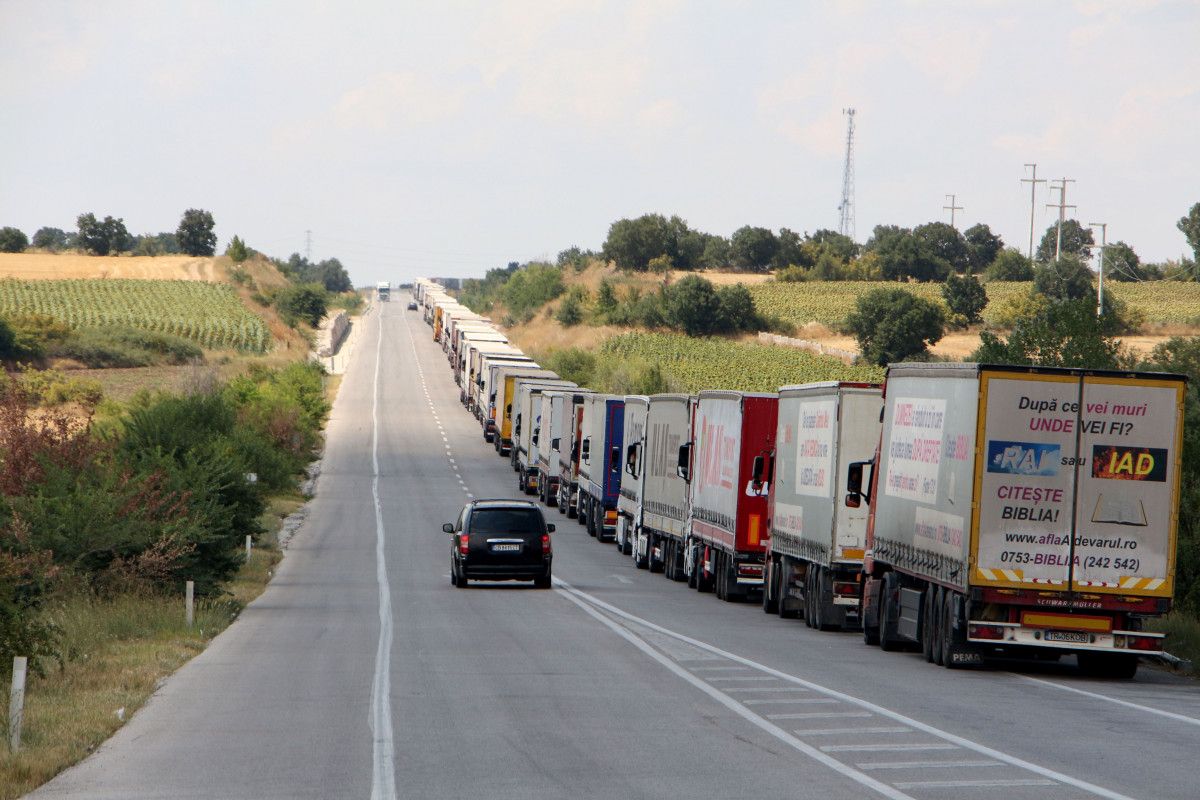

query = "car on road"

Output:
[[406, 301, 419, 310], [446, 499, 554, 588]]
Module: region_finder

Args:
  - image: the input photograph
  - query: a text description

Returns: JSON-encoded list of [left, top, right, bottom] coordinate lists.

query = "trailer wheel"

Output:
[[1077, 652, 1138, 679], [922, 585, 938, 663], [567, 492, 578, 519], [879, 573, 902, 652], [721, 554, 739, 603], [763, 557, 779, 614], [634, 527, 649, 570]]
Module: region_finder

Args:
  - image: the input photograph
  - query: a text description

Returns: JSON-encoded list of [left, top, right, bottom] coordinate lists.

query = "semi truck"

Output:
[[376, 281, 390, 302], [492, 367, 560, 456], [845, 362, 1185, 678], [683, 390, 778, 602], [759, 382, 883, 629], [639, 394, 694, 581], [616, 397, 650, 562], [513, 379, 576, 492], [577, 394, 625, 541], [472, 353, 535, 423], [549, 389, 594, 517]]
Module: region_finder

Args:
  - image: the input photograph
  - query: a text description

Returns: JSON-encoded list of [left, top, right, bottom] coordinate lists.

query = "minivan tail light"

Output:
[[542, 533, 552, 555], [458, 534, 470, 556]]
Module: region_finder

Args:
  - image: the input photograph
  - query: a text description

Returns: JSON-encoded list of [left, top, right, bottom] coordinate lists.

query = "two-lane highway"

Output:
[[33, 301, 1200, 799]]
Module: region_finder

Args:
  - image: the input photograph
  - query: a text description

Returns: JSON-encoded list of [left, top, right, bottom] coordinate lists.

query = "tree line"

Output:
[[0, 209, 220, 257], [597, 203, 1200, 283]]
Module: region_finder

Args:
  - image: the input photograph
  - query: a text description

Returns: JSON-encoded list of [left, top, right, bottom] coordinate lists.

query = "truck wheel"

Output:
[[586, 500, 597, 537], [862, 582, 881, 646], [1077, 652, 1138, 679], [567, 493, 577, 518], [879, 574, 902, 652], [803, 569, 816, 628], [763, 557, 779, 614], [922, 585, 938, 663]]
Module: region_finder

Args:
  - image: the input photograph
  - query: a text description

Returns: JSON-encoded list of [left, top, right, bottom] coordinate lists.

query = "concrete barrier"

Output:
[[315, 311, 350, 358], [757, 332, 858, 363]]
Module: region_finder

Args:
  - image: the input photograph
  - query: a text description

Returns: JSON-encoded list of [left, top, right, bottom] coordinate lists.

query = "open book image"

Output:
[[1091, 493, 1148, 526]]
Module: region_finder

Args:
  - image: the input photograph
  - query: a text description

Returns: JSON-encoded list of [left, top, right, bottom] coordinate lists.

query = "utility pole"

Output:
[[1089, 222, 1108, 316], [1020, 164, 1046, 260], [943, 194, 963, 229], [1046, 178, 1076, 261], [305, 230, 313, 261], [837, 108, 857, 241]]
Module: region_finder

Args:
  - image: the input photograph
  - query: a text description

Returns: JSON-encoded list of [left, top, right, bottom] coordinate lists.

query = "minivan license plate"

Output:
[[492, 543, 521, 552], [1045, 630, 1089, 644]]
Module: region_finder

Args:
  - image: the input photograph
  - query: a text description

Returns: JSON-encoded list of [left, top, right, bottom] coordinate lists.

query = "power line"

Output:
[[1020, 163, 1046, 261], [837, 108, 856, 241]]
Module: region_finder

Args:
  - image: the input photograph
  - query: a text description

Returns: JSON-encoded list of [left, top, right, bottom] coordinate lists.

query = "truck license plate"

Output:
[[492, 543, 521, 552], [1044, 630, 1089, 644]]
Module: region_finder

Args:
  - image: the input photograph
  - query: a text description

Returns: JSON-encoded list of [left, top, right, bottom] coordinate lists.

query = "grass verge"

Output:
[[1148, 612, 1200, 676], [0, 496, 297, 800]]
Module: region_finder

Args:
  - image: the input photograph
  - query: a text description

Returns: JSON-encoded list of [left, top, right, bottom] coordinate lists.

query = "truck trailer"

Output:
[[760, 382, 883, 629], [639, 394, 694, 581], [491, 367, 559, 456], [513, 379, 577, 492], [847, 362, 1185, 678], [577, 394, 625, 541], [552, 389, 595, 518], [683, 390, 778, 602], [617, 397, 650, 562]]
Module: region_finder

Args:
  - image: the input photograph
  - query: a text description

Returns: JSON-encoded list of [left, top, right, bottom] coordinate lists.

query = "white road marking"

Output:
[[857, 760, 1002, 771], [556, 588, 918, 800], [894, 779, 1056, 789], [370, 310, 396, 800], [745, 698, 829, 706], [1018, 674, 1200, 728], [822, 743, 959, 753], [795, 727, 912, 735], [554, 579, 1136, 800], [610, 574, 633, 584], [690, 666, 749, 672], [725, 687, 811, 693], [777, 712, 874, 719], [706, 676, 779, 682]]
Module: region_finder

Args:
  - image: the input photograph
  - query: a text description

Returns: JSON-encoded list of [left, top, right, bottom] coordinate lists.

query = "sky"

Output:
[[1, 0, 1198, 286]]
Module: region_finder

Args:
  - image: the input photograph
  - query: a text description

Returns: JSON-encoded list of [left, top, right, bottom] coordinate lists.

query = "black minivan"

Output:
[[446, 499, 554, 589]]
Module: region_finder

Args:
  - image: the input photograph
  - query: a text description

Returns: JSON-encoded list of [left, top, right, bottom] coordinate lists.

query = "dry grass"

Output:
[[0, 253, 220, 281], [0, 499, 295, 799]]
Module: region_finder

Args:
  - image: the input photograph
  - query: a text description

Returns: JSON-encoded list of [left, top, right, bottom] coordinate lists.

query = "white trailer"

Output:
[[639, 394, 694, 581]]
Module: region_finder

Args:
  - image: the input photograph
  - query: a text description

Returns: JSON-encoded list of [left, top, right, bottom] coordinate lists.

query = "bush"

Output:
[[985, 248, 1034, 281], [51, 326, 204, 368], [0, 226, 28, 253], [273, 283, 328, 327], [665, 274, 722, 336], [942, 273, 988, 325], [0, 317, 15, 359], [1033, 255, 1094, 301], [5, 313, 72, 359], [971, 299, 1124, 370], [31, 227, 70, 252], [845, 288, 946, 366], [555, 287, 588, 326], [540, 348, 597, 387]]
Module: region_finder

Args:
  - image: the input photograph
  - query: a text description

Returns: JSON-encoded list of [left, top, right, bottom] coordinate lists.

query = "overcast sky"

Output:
[[2, 1, 1197, 285]]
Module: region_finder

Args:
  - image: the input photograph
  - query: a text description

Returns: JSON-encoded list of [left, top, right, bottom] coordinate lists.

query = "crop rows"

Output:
[[0, 278, 271, 352], [748, 280, 1200, 328], [600, 332, 883, 393]]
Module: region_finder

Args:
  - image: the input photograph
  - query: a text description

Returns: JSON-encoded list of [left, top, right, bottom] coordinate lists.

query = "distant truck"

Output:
[[759, 382, 883, 629], [376, 281, 390, 302], [683, 390, 778, 602], [491, 367, 560, 457], [513, 379, 576, 493], [577, 394, 625, 541], [847, 363, 1185, 678]]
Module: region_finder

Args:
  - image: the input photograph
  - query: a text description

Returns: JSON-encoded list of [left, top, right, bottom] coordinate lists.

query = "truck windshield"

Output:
[[470, 508, 543, 535]]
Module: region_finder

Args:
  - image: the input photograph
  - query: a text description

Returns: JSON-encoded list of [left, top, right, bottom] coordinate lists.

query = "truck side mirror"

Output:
[[610, 445, 621, 472], [677, 442, 693, 482], [551, 437, 560, 451], [625, 443, 637, 476], [532, 432, 539, 446], [582, 438, 591, 464], [845, 460, 873, 507], [750, 454, 772, 495]]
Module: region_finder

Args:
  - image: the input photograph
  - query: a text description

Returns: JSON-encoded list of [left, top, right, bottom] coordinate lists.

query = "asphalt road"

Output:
[[31, 301, 1200, 800]]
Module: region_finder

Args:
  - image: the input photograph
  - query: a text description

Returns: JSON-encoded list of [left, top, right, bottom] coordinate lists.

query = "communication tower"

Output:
[[837, 108, 856, 241]]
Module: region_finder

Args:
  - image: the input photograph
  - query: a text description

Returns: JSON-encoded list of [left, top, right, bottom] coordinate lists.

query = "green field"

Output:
[[599, 332, 883, 393], [0, 278, 271, 352], [748, 280, 1200, 329]]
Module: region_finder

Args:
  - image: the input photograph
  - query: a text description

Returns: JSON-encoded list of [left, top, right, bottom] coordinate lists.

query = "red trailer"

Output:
[[683, 390, 779, 602]]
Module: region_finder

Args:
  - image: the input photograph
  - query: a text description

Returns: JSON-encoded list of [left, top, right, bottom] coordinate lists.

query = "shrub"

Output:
[[971, 298, 1124, 370], [51, 326, 204, 368], [555, 288, 587, 326], [985, 248, 1035, 281], [273, 283, 328, 327], [540, 348, 597, 387], [665, 274, 722, 336], [1033, 255, 1094, 301], [942, 273, 988, 325], [6, 313, 72, 359], [845, 288, 946, 366]]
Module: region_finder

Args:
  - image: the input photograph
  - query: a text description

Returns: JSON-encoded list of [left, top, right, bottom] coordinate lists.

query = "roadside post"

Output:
[[185, 581, 194, 628], [8, 655, 27, 753]]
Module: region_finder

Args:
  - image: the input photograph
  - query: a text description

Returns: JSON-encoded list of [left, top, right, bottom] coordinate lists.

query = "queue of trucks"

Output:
[[413, 277, 1187, 679]]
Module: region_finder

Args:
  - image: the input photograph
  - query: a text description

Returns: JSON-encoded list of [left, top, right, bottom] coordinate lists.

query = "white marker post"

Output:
[[8, 656, 27, 753], [185, 581, 195, 628], [246, 535, 252, 561]]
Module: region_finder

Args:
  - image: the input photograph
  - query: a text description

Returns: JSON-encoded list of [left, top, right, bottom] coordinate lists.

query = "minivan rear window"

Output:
[[470, 508, 543, 535]]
